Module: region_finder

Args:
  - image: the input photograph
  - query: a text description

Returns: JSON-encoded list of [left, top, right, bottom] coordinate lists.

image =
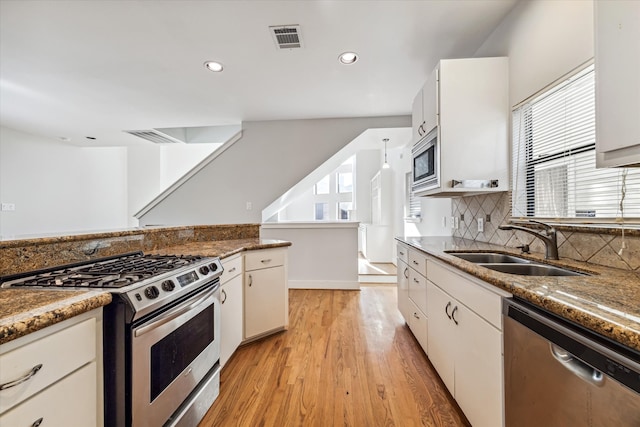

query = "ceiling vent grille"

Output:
[[124, 130, 184, 144], [269, 25, 303, 49]]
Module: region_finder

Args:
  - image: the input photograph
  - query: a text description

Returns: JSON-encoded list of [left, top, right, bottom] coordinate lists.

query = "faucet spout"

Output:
[[499, 221, 559, 260]]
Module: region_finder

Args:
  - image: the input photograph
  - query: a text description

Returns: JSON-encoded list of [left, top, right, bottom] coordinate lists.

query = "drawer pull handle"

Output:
[[261, 258, 272, 263], [0, 364, 43, 390], [412, 260, 419, 265], [229, 267, 236, 273], [451, 306, 459, 325], [413, 278, 419, 283], [221, 289, 227, 304], [445, 302, 452, 320], [399, 251, 405, 256], [32, 418, 44, 427], [413, 312, 420, 319]]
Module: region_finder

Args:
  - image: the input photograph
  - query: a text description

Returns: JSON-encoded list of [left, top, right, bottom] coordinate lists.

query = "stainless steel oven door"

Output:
[[131, 283, 220, 427]]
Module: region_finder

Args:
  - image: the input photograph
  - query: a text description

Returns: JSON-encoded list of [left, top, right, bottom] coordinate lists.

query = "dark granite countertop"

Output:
[[0, 289, 112, 345], [397, 236, 640, 352]]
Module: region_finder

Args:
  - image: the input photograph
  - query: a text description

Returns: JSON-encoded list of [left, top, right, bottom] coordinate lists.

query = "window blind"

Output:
[[406, 172, 421, 218], [511, 64, 639, 221]]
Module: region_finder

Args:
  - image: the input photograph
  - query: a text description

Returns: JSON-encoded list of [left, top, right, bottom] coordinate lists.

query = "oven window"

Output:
[[150, 302, 215, 402], [414, 145, 435, 182]]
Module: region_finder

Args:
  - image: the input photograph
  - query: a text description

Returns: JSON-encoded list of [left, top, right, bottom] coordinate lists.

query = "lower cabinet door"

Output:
[[220, 274, 243, 367], [407, 299, 428, 353], [426, 281, 455, 394], [454, 304, 504, 427], [245, 266, 286, 339], [0, 362, 97, 426], [397, 259, 411, 322]]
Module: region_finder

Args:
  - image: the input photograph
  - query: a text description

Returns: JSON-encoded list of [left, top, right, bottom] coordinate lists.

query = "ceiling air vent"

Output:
[[124, 130, 184, 144], [269, 25, 303, 49]]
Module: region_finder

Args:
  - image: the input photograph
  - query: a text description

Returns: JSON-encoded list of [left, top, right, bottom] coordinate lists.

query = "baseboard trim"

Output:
[[289, 280, 360, 290], [358, 275, 397, 284]]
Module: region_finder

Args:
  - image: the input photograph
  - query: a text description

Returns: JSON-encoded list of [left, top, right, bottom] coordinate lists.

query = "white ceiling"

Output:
[[0, 0, 518, 147]]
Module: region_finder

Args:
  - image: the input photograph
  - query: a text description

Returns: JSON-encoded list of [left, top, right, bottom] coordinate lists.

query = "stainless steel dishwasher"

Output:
[[503, 298, 640, 427]]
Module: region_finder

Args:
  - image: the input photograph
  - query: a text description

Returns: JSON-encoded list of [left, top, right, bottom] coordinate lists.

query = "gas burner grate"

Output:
[[2, 253, 206, 289]]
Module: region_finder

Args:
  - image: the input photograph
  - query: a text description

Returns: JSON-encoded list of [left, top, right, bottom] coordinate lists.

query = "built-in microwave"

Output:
[[411, 127, 439, 192]]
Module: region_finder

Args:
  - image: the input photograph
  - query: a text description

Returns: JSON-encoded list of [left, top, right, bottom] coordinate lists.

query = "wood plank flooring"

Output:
[[200, 287, 470, 426]]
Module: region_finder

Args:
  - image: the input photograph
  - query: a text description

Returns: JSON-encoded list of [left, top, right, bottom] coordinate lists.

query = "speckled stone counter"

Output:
[[0, 289, 112, 345], [148, 238, 292, 259], [397, 236, 640, 352]]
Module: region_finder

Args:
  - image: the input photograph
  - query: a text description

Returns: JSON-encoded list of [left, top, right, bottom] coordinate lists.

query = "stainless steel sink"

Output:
[[481, 263, 587, 277], [449, 252, 532, 264]]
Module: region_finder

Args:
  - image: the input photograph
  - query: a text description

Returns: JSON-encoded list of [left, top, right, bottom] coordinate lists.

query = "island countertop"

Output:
[[397, 236, 640, 353]]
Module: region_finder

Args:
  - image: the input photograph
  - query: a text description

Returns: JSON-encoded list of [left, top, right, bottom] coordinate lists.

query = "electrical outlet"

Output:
[[246, 202, 252, 210], [486, 214, 491, 223], [477, 217, 484, 233], [1, 203, 15, 211], [453, 216, 460, 230]]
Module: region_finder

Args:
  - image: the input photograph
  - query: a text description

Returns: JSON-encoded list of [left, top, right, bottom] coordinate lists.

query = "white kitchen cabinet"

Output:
[[244, 248, 288, 341], [426, 259, 508, 427], [396, 245, 429, 354], [396, 245, 411, 323], [220, 254, 243, 367], [595, 0, 640, 167], [0, 308, 103, 426], [411, 67, 438, 145], [413, 57, 510, 197]]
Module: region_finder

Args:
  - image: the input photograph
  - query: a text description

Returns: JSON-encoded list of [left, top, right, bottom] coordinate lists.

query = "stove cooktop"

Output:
[[0, 252, 206, 289]]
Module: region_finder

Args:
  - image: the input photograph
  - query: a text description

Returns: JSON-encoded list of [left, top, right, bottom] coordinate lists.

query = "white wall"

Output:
[[159, 143, 219, 190], [127, 145, 162, 227], [0, 126, 129, 237], [355, 149, 381, 224], [475, 0, 594, 107], [138, 116, 410, 226]]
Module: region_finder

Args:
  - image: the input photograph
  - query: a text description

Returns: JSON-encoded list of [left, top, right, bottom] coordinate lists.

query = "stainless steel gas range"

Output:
[[0, 251, 223, 427]]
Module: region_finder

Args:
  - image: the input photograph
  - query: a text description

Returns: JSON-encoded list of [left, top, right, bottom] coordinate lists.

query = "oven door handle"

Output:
[[134, 286, 216, 337]]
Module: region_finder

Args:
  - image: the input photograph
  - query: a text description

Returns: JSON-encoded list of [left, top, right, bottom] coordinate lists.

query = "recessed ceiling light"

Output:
[[338, 52, 358, 65], [204, 61, 224, 72]]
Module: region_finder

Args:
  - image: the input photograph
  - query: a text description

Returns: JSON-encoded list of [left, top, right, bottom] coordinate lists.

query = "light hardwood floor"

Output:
[[200, 287, 470, 426]]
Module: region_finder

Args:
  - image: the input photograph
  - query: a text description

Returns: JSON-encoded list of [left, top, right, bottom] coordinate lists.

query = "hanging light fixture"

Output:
[[382, 138, 390, 169]]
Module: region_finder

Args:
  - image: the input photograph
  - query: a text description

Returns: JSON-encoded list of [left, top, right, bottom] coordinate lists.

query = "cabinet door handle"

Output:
[[445, 302, 452, 320], [451, 306, 459, 325], [248, 274, 252, 287], [0, 364, 43, 390], [261, 258, 272, 264], [229, 267, 236, 273], [221, 289, 227, 304], [404, 268, 409, 279], [32, 418, 44, 427]]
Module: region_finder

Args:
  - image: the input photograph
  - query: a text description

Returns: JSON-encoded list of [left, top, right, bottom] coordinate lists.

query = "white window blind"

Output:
[[405, 172, 421, 218], [511, 64, 639, 221]]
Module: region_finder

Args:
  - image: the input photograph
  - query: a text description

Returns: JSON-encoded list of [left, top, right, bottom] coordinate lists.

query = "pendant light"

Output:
[[382, 138, 390, 169]]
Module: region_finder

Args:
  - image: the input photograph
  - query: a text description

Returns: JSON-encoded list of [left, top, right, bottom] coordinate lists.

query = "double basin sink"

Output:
[[447, 252, 588, 277]]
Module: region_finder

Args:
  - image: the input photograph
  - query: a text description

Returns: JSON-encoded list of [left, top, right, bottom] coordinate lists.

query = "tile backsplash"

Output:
[[452, 192, 640, 272]]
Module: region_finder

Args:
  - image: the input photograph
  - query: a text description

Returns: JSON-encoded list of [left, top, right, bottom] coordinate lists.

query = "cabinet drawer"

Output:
[[220, 254, 243, 284], [397, 244, 409, 264], [408, 268, 428, 315], [245, 249, 285, 271], [407, 299, 428, 353], [0, 317, 96, 413], [0, 362, 96, 426], [427, 260, 503, 329], [408, 249, 427, 277]]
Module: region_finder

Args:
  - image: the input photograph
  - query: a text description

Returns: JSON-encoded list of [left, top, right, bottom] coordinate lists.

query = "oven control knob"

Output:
[[199, 265, 210, 275], [144, 286, 160, 299], [161, 280, 175, 292], [209, 263, 218, 272]]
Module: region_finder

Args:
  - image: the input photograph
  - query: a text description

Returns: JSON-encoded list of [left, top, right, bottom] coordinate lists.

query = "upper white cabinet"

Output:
[[595, 0, 640, 167], [412, 67, 439, 145], [413, 57, 510, 197]]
